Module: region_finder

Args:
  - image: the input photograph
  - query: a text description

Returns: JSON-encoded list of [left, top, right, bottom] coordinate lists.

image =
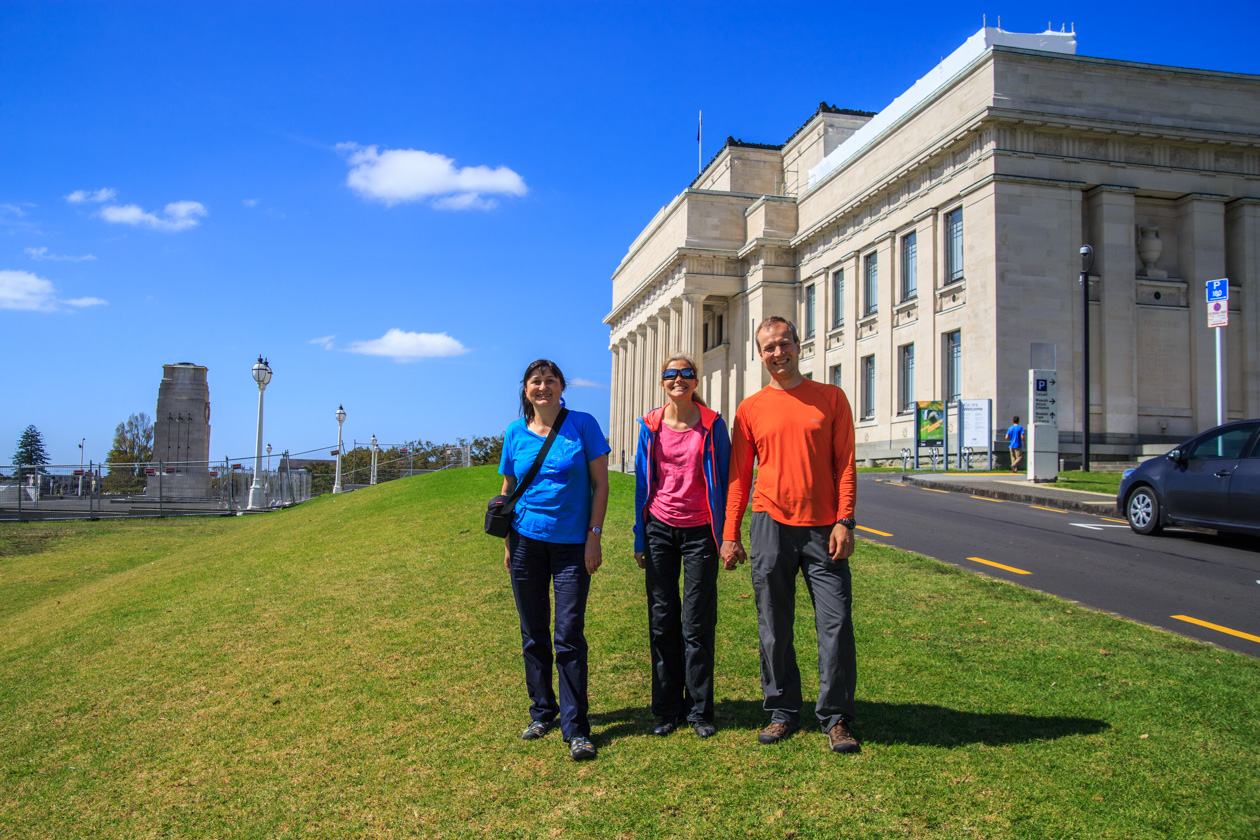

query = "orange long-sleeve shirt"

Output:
[[723, 378, 857, 540]]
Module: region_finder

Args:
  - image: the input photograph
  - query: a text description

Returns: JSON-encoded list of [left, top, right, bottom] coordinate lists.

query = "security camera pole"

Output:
[[1079, 245, 1095, 472]]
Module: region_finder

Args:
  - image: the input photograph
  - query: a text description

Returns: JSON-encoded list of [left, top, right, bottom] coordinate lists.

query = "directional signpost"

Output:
[[1028, 369, 1059, 482], [1207, 279, 1228, 425]]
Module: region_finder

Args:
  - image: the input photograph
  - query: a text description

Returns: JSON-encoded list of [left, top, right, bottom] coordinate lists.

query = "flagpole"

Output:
[[698, 110, 702, 174]]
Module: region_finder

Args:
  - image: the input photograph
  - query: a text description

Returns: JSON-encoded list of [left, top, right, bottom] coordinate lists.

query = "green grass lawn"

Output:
[[2, 467, 1258, 839], [1048, 471, 1126, 496]]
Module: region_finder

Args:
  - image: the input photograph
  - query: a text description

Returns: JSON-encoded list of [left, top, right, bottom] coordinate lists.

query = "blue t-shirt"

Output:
[[1006, 424, 1025, 450], [499, 410, 611, 545]]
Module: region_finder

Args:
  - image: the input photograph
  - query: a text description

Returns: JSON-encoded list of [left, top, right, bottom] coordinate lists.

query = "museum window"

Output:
[[863, 252, 878, 316], [716, 314, 723, 346], [900, 231, 917, 301], [943, 330, 962, 403], [861, 355, 876, 420], [703, 323, 709, 351], [898, 343, 915, 414], [804, 284, 817, 339], [944, 208, 964, 284], [830, 363, 842, 389], [831, 269, 844, 329]]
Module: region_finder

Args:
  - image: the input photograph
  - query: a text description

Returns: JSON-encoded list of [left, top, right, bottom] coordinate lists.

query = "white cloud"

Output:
[[569, 378, 604, 388], [243, 198, 259, 207], [337, 143, 526, 210], [25, 246, 96, 262], [1, 203, 26, 217], [0, 270, 57, 311], [0, 270, 105, 312], [100, 200, 207, 232], [346, 328, 469, 362], [66, 188, 116, 204], [310, 335, 336, 350]]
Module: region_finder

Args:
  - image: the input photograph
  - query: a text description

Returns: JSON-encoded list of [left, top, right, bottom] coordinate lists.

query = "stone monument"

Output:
[[147, 363, 212, 498]]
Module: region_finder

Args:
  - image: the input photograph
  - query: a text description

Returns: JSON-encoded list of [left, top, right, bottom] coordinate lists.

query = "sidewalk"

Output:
[[898, 471, 1120, 517]]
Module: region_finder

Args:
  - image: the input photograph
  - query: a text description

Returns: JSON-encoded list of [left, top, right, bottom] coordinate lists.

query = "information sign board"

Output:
[[1208, 300, 1228, 328], [959, 399, 991, 448], [1206, 278, 1228, 303], [1031, 373, 1058, 428]]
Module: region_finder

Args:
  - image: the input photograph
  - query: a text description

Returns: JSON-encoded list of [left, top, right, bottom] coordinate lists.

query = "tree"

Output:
[[11, 425, 51, 478], [103, 412, 154, 494]]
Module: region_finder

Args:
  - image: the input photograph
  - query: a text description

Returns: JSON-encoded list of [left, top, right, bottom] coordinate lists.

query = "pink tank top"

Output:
[[647, 424, 711, 528]]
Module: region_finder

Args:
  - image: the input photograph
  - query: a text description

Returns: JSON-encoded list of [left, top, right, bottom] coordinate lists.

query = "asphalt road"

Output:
[[855, 474, 1260, 658]]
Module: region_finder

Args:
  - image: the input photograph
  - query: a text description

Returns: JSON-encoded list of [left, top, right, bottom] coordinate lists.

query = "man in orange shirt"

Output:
[[720, 316, 860, 754]]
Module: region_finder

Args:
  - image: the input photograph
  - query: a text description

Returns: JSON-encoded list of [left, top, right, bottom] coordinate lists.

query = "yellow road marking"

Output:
[[856, 526, 893, 537], [966, 556, 1032, 575], [971, 495, 1005, 503], [1030, 505, 1067, 513], [920, 487, 950, 494], [1171, 615, 1260, 644], [1101, 517, 1126, 524]]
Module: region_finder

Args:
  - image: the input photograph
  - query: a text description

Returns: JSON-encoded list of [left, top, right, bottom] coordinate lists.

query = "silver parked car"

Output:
[[1118, 419, 1260, 537]]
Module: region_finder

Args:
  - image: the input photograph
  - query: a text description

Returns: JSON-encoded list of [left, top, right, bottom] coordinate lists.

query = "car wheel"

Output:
[[1126, 486, 1163, 536]]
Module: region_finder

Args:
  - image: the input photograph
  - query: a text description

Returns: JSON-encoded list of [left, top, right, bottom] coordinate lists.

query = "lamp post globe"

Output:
[[333, 405, 347, 493], [247, 356, 273, 510]]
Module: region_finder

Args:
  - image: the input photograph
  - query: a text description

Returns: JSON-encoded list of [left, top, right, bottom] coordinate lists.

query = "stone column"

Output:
[[668, 299, 682, 356], [657, 306, 673, 366], [626, 330, 641, 458], [644, 316, 660, 413], [681, 291, 708, 381], [1225, 198, 1260, 417], [608, 344, 621, 468], [1177, 195, 1228, 430], [1086, 186, 1138, 440]]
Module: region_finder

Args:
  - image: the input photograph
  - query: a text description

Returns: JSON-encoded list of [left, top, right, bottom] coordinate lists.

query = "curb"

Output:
[[900, 475, 1120, 517]]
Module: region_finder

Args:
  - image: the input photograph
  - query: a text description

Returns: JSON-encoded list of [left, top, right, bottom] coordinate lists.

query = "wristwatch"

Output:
[[589, 526, 603, 536], [838, 518, 856, 529]]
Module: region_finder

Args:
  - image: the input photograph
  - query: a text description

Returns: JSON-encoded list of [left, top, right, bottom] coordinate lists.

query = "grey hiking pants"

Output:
[[750, 511, 857, 732]]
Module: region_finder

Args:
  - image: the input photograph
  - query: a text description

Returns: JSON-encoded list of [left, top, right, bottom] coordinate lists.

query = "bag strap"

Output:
[[504, 408, 568, 510]]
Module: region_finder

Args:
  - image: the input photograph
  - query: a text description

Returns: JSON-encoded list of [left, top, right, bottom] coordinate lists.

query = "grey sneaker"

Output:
[[568, 735, 596, 761], [521, 720, 555, 740]]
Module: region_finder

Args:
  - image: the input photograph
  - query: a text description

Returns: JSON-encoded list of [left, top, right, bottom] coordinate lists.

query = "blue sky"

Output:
[[4, 1, 1258, 467]]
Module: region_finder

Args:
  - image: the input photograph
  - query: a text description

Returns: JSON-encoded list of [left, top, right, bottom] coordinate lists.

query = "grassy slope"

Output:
[[1, 467, 1257, 840]]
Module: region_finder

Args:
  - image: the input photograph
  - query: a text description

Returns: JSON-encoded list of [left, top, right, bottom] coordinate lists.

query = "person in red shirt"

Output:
[[721, 316, 860, 754]]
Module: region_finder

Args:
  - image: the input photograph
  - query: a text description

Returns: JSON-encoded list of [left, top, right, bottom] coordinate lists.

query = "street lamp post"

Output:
[[247, 356, 273, 510], [78, 437, 85, 497], [1079, 244, 1095, 473], [266, 443, 272, 474], [370, 435, 379, 485], [333, 405, 347, 493]]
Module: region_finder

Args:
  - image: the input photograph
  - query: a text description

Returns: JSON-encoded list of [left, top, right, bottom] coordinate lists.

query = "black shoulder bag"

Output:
[[484, 408, 568, 538]]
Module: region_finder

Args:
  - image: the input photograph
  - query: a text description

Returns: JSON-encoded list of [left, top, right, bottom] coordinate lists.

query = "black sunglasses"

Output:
[[661, 368, 697, 381]]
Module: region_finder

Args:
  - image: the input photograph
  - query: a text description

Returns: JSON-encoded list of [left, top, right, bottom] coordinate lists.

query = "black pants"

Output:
[[643, 515, 719, 723]]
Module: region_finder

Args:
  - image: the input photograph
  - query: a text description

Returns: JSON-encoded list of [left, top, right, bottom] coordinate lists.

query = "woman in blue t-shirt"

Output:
[[499, 359, 610, 761]]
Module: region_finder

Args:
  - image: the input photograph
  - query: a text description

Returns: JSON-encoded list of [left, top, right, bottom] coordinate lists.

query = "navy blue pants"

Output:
[[507, 530, 591, 740]]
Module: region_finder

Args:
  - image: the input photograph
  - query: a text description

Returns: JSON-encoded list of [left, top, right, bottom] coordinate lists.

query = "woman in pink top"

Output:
[[632, 355, 731, 738]]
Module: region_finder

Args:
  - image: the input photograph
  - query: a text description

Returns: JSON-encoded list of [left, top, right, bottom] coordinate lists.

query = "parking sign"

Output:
[[1206, 278, 1228, 302]]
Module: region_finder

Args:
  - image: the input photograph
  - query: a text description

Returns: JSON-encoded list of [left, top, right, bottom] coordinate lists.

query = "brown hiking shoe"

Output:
[[827, 720, 860, 754], [758, 721, 799, 744]]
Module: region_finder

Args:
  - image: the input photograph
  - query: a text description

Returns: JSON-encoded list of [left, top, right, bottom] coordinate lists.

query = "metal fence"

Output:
[[0, 458, 311, 522]]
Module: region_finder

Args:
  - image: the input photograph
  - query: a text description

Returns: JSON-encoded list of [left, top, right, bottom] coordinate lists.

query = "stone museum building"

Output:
[[603, 27, 1259, 467]]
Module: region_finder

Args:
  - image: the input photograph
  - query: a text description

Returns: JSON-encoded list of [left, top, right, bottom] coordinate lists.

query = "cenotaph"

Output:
[[147, 363, 213, 498]]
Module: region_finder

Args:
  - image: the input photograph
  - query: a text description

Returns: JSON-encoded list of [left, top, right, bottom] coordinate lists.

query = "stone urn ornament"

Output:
[[1137, 225, 1167, 278]]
